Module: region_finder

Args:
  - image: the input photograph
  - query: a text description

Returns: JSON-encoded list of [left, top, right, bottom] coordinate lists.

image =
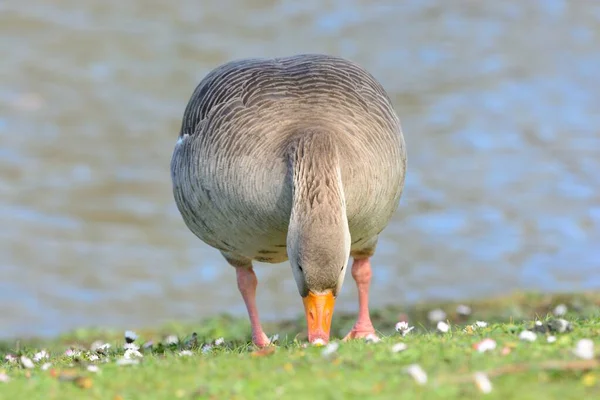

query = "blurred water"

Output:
[[1, 0, 599, 339]]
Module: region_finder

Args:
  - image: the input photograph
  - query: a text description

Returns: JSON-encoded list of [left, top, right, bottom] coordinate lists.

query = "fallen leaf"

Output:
[[74, 377, 93, 389]]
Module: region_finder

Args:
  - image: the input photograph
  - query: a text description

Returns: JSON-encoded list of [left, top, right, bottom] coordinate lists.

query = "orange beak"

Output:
[[302, 291, 336, 344]]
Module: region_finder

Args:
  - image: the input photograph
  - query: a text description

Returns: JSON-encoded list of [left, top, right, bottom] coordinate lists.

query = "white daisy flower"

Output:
[[214, 337, 225, 346], [365, 334, 381, 343], [20, 356, 34, 369], [4, 354, 16, 364], [41, 363, 52, 371], [165, 335, 179, 345], [395, 321, 415, 336], [123, 349, 143, 359], [456, 304, 472, 316], [427, 309, 447, 323], [33, 350, 48, 362], [124, 343, 140, 351], [437, 321, 450, 333], [124, 330, 138, 343], [474, 338, 497, 353], [179, 350, 193, 357], [64, 349, 81, 357], [519, 330, 537, 342], [553, 304, 567, 316], [547, 336, 557, 343], [91, 342, 111, 352], [475, 321, 488, 328]]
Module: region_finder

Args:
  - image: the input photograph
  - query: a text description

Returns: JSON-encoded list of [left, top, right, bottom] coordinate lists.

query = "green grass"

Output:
[[1, 292, 599, 399]]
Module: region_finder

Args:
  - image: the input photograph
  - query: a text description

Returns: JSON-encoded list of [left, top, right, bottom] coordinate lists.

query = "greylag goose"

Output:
[[171, 54, 406, 346]]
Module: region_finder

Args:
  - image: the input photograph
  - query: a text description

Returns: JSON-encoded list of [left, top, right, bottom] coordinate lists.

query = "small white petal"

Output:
[[64, 349, 81, 357], [547, 336, 557, 343], [428, 309, 447, 323], [33, 350, 48, 362], [124, 330, 138, 342], [535, 320, 543, 326], [475, 321, 488, 328], [4, 355, 16, 364], [573, 339, 595, 360], [214, 337, 225, 346], [123, 349, 143, 359], [116, 358, 140, 366], [456, 304, 472, 316], [311, 338, 326, 346], [87, 365, 100, 373], [165, 335, 179, 345], [321, 342, 339, 357], [20, 356, 34, 369], [91, 342, 111, 352], [41, 362, 52, 371], [395, 321, 415, 336], [553, 304, 568, 316], [124, 343, 140, 351], [365, 334, 381, 343], [201, 345, 213, 354], [406, 364, 428, 385], [391, 343, 407, 353], [474, 338, 497, 353], [519, 330, 537, 342], [437, 321, 450, 333], [395, 321, 409, 332], [179, 350, 193, 357], [552, 318, 572, 333], [474, 372, 493, 394], [88, 354, 100, 362]]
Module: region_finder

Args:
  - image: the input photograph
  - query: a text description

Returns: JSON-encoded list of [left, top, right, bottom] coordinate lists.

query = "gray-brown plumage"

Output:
[[171, 54, 406, 346]]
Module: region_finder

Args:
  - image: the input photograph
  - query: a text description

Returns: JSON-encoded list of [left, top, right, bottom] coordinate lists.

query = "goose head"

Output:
[[287, 211, 351, 344]]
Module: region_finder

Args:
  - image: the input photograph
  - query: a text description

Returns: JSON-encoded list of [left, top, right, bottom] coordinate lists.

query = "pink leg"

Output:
[[236, 267, 270, 347], [343, 258, 377, 340]]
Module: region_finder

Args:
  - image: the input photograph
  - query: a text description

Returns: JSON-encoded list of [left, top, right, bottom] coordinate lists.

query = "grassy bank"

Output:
[[1, 292, 599, 399]]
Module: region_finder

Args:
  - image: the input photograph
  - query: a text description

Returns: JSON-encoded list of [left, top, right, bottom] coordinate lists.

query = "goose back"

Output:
[[171, 54, 406, 262]]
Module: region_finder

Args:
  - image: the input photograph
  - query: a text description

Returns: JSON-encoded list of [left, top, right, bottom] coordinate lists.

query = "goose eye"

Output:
[[298, 265, 303, 272]]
